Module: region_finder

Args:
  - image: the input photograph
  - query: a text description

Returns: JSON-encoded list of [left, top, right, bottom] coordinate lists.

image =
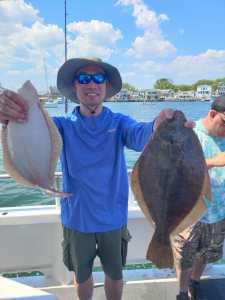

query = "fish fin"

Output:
[[131, 162, 155, 226], [172, 167, 211, 236], [147, 232, 174, 268]]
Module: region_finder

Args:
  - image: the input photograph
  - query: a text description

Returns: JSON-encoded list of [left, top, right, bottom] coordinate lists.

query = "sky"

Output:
[[0, 0, 225, 93]]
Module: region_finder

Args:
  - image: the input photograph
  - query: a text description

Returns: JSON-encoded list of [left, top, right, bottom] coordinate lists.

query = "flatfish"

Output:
[[1, 81, 67, 197], [131, 110, 211, 268]]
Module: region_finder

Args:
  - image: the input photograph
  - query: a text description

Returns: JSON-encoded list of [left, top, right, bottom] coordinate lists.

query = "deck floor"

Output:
[[42, 277, 225, 300]]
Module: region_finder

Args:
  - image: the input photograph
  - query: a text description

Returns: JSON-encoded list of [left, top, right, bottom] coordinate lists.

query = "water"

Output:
[[0, 101, 211, 207]]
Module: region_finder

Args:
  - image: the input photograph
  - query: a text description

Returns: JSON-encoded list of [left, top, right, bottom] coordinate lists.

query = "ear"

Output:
[[209, 109, 217, 119]]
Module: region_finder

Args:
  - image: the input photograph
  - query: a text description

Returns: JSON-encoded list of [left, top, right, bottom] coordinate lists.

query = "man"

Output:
[[172, 95, 225, 300], [0, 56, 186, 300]]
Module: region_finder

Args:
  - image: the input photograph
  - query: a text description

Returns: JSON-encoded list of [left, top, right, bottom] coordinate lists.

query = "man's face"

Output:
[[74, 65, 107, 107], [209, 110, 225, 137]]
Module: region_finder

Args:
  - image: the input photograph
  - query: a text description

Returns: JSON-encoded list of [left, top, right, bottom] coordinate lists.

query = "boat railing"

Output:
[[0, 172, 63, 208], [0, 171, 150, 285]]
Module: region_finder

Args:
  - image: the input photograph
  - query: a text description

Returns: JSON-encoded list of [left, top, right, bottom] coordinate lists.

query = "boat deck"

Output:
[[1, 262, 225, 299], [42, 277, 225, 300]]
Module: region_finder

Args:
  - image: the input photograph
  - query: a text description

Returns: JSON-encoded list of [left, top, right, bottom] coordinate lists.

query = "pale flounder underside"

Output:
[[131, 110, 211, 268], [1, 81, 68, 197]]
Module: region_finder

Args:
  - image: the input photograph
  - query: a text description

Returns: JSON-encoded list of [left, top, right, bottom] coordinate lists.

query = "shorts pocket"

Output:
[[121, 227, 132, 267], [62, 240, 74, 271]]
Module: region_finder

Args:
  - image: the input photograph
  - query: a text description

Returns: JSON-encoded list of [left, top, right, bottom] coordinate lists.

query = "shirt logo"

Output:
[[108, 128, 116, 133]]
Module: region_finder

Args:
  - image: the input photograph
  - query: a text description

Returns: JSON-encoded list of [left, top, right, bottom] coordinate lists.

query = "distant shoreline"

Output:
[[106, 99, 211, 103]]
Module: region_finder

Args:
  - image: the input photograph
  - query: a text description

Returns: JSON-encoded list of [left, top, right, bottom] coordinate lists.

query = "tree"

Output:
[[122, 82, 136, 91], [176, 84, 192, 91], [191, 79, 214, 91], [154, 78, 174, 90]]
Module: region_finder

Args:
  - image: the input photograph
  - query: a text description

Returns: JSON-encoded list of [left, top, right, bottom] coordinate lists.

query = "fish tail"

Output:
[[147, 232, 174, 268]]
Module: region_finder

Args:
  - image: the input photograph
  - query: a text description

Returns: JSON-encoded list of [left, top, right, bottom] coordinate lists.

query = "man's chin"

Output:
[[86, 100, 103, 106]]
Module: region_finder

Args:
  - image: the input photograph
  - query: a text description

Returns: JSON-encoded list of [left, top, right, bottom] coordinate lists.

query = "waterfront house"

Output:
[[157, 89, 175, 100], [217, 83, 225, 96], [144, 89, 159, 101], [114, 89, 130, 101], [130, 90, 144, 101], [174, 90, 195, 100], [196, 84, 212, 100]]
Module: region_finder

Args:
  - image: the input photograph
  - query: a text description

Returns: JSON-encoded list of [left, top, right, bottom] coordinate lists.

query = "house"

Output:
[[114, 89, 129, 101], [174, 90, 195, 100], [196, 84, 212, 100], [217, 83, 225, 95], [144, 89, 159, 101]]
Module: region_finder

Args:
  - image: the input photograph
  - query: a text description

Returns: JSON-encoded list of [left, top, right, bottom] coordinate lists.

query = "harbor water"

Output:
[[0, 101, 211, 207]]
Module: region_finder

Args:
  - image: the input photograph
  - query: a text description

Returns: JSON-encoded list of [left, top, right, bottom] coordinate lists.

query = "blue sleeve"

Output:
[[121, 116, 154, 151]]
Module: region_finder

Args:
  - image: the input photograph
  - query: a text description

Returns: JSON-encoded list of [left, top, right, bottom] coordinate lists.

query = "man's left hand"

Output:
[[153, 109, 195, 131]]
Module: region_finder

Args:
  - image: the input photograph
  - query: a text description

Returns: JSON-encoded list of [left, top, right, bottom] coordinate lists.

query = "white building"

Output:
[[196, 84, 212, 100], [174, 90, 195, 100], [114, 89, 129, 101], [144, 89, 159, 101], [218, 83, 225, 95], [157, 89, 175, 100]]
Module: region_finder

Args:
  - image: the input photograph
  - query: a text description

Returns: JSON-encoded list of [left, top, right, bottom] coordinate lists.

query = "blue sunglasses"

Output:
[[75, 73, 107, 85]]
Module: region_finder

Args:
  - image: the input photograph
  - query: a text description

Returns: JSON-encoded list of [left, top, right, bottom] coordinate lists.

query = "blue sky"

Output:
[[0, 0, 225, 93]]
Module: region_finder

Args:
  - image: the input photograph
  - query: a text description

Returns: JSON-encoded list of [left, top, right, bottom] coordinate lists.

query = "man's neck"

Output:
[[79, 103, 103, 116]]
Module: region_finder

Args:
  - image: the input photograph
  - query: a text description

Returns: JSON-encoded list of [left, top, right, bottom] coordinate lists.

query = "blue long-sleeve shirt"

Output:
[[53, 106, 153, 232]]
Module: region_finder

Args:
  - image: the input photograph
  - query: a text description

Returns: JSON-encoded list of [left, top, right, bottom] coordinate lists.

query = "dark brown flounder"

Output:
[[131, 110, 211, 268]]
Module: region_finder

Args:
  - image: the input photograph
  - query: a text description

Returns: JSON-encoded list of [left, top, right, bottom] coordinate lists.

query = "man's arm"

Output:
[[206, 152, 225, 169]]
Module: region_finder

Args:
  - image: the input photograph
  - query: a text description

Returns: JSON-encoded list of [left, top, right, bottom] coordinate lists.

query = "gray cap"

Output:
[[57, 57, 122, 103], [211, 95, 225, 113]]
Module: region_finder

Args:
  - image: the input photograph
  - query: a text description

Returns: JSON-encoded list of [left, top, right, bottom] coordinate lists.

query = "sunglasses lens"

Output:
[[93, 74, 106, 84], [78, 74, 92, 84], [76, 73, 106, 84]]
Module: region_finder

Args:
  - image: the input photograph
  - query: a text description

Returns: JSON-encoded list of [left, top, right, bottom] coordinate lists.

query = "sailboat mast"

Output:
[[43, 57, 49, 99], [64, 0, 68, 113]]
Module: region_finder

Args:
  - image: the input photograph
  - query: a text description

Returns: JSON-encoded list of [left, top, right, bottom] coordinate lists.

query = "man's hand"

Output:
[[0, 90, 28, 124], [206, 152, 225, 169], [153, 108, 195, 131]]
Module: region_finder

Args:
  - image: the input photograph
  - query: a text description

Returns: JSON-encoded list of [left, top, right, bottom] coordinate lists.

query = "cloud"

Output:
[[121, 49, 225, 88], [0, 0, 39, 23], [0, 1, 123, 91], [168, 50, 225, 81], [67, 20, 122, 59], [0, 1, 64, 72], [117, 0, 176, 59], [0, 0, 224, 93]]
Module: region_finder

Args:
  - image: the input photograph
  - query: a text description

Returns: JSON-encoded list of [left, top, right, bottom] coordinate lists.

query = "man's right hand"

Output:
[[0, 90, 28, 124]]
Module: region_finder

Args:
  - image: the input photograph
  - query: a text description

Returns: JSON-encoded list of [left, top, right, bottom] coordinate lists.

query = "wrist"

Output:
[[206, 158, 214, 169]]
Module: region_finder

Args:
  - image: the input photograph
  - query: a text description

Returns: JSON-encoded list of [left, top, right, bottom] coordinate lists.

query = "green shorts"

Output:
[[171, 218, 225, 270], [62, 225, 131, 283]]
